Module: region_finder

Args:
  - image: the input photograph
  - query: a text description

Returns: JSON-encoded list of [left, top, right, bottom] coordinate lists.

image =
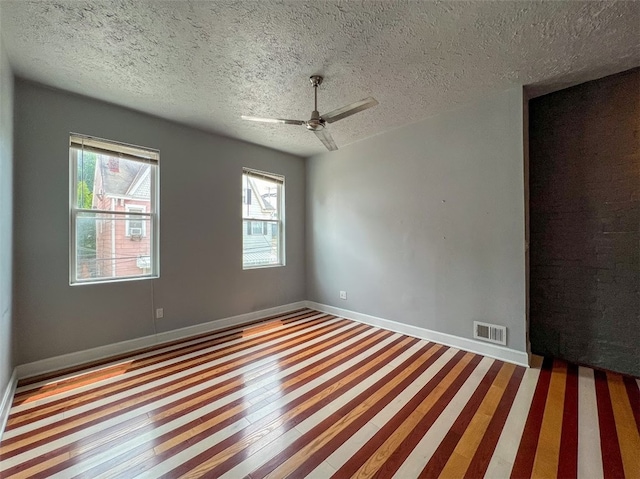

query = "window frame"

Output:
[[242, 167, 285, 270], [69, 133, 160, 285]]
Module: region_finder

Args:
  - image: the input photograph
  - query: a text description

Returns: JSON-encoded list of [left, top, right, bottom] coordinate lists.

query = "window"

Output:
[[246, 221, 267, 236], [242, 168, 284, 269], [243, 188, 252, 205], [126, 205, 146, 238], [70, 134, 159, 284]]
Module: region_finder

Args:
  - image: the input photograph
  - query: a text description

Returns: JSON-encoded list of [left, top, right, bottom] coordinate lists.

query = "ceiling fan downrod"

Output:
[[307, 75, 324, 131]]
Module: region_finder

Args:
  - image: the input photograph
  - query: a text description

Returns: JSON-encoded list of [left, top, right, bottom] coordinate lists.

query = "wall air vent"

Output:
[[474, 321, 507, 346]]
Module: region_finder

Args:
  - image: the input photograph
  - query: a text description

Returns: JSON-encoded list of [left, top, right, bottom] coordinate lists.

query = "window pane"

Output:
[[91, 154, 152, 212], [76, 150, 97, 209], [76, 212, 153, 281], [242, 220, 280, 268], [251, 222, 263, 235], [242, 188, 252, 205], [242, 175, 279, 220]]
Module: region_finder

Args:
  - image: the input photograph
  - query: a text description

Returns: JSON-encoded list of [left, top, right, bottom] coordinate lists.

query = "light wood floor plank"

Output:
[[577, 366, 604, 479]]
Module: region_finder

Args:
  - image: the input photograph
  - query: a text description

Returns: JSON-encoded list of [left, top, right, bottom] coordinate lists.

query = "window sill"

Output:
[[242, 263, 285, 271], [70, 274, 159, 286]]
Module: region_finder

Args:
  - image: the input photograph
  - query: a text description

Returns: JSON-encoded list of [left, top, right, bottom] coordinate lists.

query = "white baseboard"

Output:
[[0, 368, 17, 438], [305, 301, 530, 367], [16, 301, 307, 380], [14, 299, 528, 384]]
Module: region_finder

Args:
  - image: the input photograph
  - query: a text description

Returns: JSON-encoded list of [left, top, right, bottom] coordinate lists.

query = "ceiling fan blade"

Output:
[[314, 128, 338, 151], [322, 97, 378, 124], [241, 115, 305, 126]]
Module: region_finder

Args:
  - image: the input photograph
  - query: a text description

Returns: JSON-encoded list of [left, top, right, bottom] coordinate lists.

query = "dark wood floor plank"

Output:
[[509, 356, 554, 479], [594, 370, 625, 479]]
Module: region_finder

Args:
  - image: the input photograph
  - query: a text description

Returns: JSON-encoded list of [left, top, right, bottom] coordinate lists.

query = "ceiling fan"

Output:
[[241, 75, 378, 151]]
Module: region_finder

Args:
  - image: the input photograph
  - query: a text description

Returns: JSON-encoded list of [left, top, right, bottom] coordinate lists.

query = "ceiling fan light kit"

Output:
[[241, 75, 378, 151]]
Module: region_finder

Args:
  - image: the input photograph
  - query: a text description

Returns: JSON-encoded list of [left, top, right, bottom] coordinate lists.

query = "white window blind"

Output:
[[70, 134, 159, 164]]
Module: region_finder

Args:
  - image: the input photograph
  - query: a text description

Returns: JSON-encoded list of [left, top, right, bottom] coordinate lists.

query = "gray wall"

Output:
[[0, 21, 15, 392], [12, 79, 527, 365], [14, 80, 305, 365], [306, 88, 527, 352]]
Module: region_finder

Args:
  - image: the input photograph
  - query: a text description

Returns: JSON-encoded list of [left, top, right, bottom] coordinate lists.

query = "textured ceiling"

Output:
[[1, 1, 639, 157]]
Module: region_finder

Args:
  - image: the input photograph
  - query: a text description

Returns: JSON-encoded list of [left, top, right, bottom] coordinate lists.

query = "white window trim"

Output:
[[69, 134, 160, 285], [242, 168, 285, 270]]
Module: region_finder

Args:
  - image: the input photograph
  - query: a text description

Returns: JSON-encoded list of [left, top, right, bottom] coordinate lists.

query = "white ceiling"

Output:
[[1, 1, 639, 157]]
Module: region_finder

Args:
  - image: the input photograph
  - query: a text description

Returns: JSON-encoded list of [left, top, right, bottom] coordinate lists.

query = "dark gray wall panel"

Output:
[[529, 68, 640, 376]]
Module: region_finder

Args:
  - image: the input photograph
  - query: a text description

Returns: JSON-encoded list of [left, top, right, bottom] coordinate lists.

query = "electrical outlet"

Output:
[[339, 291, 347, 300], [155, 308, 164, 319]]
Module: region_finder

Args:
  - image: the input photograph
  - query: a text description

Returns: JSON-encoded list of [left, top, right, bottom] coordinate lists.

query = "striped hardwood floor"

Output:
[[0, 309, 638, 478]]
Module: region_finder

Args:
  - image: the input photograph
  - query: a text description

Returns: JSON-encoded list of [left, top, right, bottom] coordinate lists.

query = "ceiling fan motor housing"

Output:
[[309, 75, 323, 87], [306, 110, 325, 131]]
